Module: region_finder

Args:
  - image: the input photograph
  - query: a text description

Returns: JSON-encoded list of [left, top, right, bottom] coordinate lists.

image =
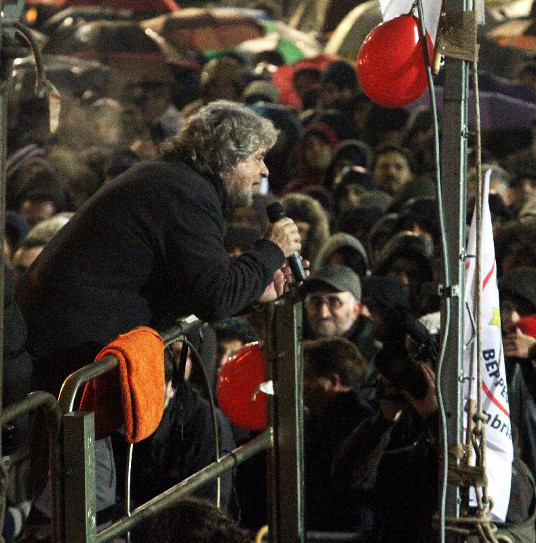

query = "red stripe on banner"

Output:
[[483, 380, 510, 419], [483, 260, 496, 290]]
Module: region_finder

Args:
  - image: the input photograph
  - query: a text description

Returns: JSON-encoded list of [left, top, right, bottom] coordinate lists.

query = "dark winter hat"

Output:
[[243, 80, 279, 104], [320, 60, 358, 91], [362, 275, 410, 311], [302, 264, 362, 300], [397, 196, 439, 237], [499, 267, 536, 312], [374, 232, 434, 281]]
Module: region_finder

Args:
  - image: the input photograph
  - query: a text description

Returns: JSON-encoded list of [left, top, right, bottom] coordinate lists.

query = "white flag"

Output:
[[463, 169, 513, 522], [379, 0, 442, 42]]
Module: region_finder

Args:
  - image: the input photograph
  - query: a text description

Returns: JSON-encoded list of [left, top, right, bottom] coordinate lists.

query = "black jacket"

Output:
[[17, 157, 284, 395]]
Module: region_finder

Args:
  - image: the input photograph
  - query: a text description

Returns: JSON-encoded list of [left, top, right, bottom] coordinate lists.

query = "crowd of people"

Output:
[[2, 21, 536, 542]]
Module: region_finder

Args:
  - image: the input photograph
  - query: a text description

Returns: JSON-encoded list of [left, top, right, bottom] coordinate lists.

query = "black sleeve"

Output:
[[3, 265, 32, 454]]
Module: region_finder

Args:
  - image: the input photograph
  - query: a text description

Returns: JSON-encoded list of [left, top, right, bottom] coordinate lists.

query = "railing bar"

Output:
[[97, 429, 273, 542], [58, 316, 204, 414], [58, 356, 118, 414]]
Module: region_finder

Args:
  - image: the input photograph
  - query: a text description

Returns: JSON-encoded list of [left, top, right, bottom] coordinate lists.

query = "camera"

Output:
[[375, 306, 437, 399]]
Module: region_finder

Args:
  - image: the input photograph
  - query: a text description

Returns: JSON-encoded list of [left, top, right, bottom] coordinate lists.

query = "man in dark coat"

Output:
[[17, 100, 301, 396], [17, 100, 303, 537]]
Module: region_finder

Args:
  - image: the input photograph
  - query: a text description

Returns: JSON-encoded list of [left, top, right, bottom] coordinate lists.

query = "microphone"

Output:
[[266, 201, 307, 282]]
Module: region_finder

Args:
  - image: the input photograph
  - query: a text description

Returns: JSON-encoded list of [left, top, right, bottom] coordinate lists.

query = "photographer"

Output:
[[330, 306, 439, 542], [332, 303, 536, 542]]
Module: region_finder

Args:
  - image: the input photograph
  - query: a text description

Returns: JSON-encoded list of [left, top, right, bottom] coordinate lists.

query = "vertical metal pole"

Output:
[[266, 290, 305, 543], [63, 412, 97, 543], [440, 47, 470, 543], [0, 4, 27, 530]]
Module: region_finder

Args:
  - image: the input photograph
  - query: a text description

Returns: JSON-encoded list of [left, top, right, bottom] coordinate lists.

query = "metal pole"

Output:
[[440, 29, 470, 543], [265, 289, 305, 543]]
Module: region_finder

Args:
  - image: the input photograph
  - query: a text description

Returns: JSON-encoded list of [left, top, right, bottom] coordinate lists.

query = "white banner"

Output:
[[463, 169, 513, 522]]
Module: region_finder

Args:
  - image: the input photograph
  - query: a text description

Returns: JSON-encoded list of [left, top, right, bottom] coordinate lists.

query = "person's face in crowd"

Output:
[[402, 220, 435, 251], [225, 147, 269, 208], [373, 151, 414, 195], [385, 256, 426, 312], [12, 245, 44, 285], [292, 71, 320, 101], [217, 338, 244, 369], [303, 358, 339, 412], [501, 299, 522, 333], [304, 286, 361, 337], [304, 134, 333, 172], [361, 297, 390, 342], [509, 177, 536, 211], [142, 88, 170, 122], [321, 83, 353, 109], [501, 241, 536, 272], [337, 183, 365, 214], [19, 200, 55, 228]]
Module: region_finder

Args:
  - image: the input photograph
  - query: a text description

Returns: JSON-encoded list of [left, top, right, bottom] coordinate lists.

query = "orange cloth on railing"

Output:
[[79, 326, 165, 443]]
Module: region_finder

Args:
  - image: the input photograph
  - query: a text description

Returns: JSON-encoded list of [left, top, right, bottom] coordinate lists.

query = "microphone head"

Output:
[[266, 201, 286, 223]]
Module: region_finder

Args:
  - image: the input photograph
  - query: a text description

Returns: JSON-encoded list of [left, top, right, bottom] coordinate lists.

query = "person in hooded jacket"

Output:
[[500, 267, 536, 479], [314, 232, 370, 280], [374, 232, 435, 317]]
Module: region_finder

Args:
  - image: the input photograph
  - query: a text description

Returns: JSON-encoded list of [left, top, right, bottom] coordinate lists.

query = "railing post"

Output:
[[266, 290, 305, 543], [63, 412, 97, 543]]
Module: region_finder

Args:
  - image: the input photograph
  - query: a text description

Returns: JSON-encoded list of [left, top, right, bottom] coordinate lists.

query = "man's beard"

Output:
[[226, 186, 253, 211]]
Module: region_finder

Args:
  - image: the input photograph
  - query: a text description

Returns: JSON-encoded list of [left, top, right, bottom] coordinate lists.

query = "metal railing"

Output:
[[55, 290, 305, 542], [0, 391, 63, 542]]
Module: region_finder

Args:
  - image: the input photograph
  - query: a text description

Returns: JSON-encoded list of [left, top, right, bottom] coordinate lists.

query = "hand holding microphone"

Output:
[[266, 202, 307, 282]]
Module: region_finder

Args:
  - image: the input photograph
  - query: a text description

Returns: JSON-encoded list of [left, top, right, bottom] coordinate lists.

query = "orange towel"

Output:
[[79, 327, 165, 443]]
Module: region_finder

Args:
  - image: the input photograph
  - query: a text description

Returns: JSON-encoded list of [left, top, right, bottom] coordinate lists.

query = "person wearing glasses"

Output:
[[301, 264, 377, 364]]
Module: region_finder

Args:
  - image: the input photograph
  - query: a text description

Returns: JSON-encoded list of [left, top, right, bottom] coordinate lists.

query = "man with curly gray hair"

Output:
[[163, 100, 277, 209], [18, 100, 303, 538]]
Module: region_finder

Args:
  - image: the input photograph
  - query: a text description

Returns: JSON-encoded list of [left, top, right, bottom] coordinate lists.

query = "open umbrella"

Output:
[[23, 0, 179, 30], [141, 8, 266, 54], [288, 0, 364, 37], [271, 53, 339, 108], [9, 54, 111, 101], [41, 6, 135, 36], [42, 20, 198, 96], [26, 0, 179, 14], [408, 71, 536, 131], [237, 20, 324, 64]]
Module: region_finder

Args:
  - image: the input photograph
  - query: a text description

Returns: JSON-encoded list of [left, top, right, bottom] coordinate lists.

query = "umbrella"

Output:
[[9, 54, 111, 101], [42, 20, 197, 95], [408, 71, 536, 131], [271, 53, 339, 108], [141, 8, 266, 54], [67, 0, 179, 12], [237, 20, 324, 64], [26, 0, 179, 14], [288, 0, 364, 37], [487, 17, 536, 52], [41, 6, 135, 36]]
